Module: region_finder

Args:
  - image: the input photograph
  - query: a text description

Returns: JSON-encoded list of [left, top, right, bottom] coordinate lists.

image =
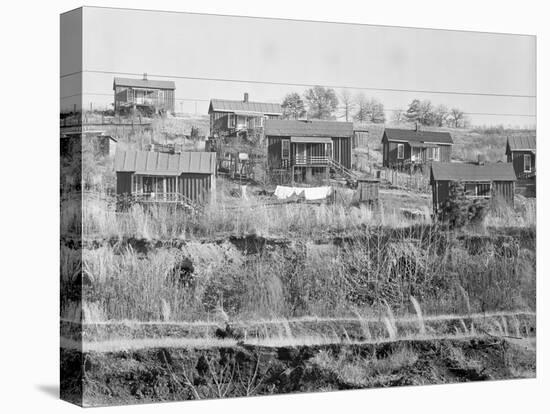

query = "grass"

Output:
[[60, 221, 536, 323]]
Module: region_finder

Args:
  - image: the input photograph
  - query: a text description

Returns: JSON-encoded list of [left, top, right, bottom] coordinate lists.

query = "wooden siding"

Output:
[[268, 136, 350, 170], [439, 145, 453, 162], [493, 181, 515, 205], [114, 86, 175, 113], [508, 150, 535, 177], [357, 180, 379, 203], [210, 112, 228, 135], [431, 180, 449, 213], [432, 179, 514, 213], [267, 136, 284, 169], [332, 137, 351, 169], [116, 173, 213, 204], [382, 132, 451, 167], [179, 173, 212, 204]]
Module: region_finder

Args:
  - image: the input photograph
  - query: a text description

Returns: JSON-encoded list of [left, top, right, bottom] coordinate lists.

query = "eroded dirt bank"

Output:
[[61, 337, 536, 407]]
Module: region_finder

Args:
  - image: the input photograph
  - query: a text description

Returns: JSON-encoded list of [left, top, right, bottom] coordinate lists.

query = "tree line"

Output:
[[280, 86, 467, 128]]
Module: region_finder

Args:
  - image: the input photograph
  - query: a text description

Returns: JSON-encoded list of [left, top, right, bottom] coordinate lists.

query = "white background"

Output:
[[0, 0, 547, 412]]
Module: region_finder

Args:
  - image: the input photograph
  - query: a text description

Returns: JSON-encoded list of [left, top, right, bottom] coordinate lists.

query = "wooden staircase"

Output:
[[328, 158, 359, 186]]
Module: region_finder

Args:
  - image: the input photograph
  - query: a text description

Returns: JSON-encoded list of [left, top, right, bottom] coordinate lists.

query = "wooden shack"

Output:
[[113, 74, 176, 115], [505, 136, 536, 178], [208, 93, 283, 139], [265, 119, 354, 184], [505, 136, 536, 197], [382, 126, 453, 171], [356, 178, 380, 205], [430, 162, 516, 213], [115, 150, 216, 206]]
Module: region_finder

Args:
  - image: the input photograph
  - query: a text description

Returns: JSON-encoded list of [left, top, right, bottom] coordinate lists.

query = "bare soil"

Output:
[[61, 336, 536, 407]]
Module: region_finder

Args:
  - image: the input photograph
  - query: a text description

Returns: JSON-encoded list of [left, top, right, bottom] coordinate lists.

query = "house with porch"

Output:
[[430, 162, 516, 214], [113, 74, 176, 115], [382, 126, 453, 171], [264, 119, 354, 184], [115, 150, 216, 207], [208, 93, 283, 140]]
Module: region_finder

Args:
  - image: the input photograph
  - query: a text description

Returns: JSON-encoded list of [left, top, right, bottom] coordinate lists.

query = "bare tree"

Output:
[[433, 104, 449, 127], [339, 89, 355, 122], [354, 94, 386, 124], [449, 108, 465, 128], [354, 93, 370, 123], [391, 109, 405, 124], [418, 100, 435, 125], [369, 99, 386, 124]]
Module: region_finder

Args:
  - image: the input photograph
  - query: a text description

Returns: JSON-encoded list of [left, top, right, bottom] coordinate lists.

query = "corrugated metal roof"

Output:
[[113, 77, 176, 90], [265, 119, 353, 137], [290, 136, 333, 144], [507, 136, 536, 151], [431, 162, 516, 182], [209, 99, 282, 115], [115, 150, 216, 175], [384, 128, 453, 144]]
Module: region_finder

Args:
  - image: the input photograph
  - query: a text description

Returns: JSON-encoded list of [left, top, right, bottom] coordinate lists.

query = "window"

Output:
[[412, 147, 421, 161], [237, 115, 248, 128], [432, 147, 440, 161], [524, 154, 532, 172], [228, 114, 236, 128], [397, 143, 404, 159], [464, 182, 491, 197], [281, 140, 290, 159]]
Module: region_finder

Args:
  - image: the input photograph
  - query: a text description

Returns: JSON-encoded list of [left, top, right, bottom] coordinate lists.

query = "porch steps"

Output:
[[328, 158, 359, 185]]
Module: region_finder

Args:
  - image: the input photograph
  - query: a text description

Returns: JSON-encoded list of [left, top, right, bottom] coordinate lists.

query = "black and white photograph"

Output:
[[2, 1, 548, 413], [57, 5, 540, 407]]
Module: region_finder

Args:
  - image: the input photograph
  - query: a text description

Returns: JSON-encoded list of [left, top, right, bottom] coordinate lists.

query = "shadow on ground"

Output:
[[36, 384, 59, 399]]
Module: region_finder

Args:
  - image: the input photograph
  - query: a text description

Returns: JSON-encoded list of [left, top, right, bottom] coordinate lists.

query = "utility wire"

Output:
[[60, 91, 535, 118], [60, 69, 536, 99]]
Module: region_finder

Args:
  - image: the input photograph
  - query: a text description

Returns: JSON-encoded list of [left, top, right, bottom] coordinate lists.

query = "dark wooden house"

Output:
[[265, 119, 353, 184], [115, 150, 216, 206], [113, 74, 176, 115], [430, 162, 516, 213], [505, 136, 536, 179], [208, 93, 283, 139], [382, 127, 453, 170]]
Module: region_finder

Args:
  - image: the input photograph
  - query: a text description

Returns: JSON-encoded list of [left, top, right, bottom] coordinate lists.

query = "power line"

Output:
[[60, 69, 536, 99], [60, 92, 535, 118]]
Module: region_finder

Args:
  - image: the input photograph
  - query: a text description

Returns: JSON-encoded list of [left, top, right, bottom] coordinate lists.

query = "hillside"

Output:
[[353, 122, 536, 164]]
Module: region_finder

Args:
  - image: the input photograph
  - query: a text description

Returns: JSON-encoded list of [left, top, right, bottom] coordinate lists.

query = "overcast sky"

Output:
[[61, 7, 536, 127]]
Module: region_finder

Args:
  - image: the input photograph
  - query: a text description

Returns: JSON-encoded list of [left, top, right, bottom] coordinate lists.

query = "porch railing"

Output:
[[130, 192, 199, 207], [293, 155, 330, 165]]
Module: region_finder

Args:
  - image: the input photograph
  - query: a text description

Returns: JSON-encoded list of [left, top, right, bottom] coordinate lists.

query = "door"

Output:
[[296, 143, 306, 164]]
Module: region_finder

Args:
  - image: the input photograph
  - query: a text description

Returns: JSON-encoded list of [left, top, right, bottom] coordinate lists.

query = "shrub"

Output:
[[438, 181, 489, 229]]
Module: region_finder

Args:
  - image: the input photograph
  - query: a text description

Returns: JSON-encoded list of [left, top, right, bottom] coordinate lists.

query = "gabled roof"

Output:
[[209, 99, 282, 115], [383, 128, 453, 145], [431, 162, 516, 182], [264, 119, 353, 138], [506, 136, 536, 153], [115, 150, 216, 175], [113, 77, 176, 90]]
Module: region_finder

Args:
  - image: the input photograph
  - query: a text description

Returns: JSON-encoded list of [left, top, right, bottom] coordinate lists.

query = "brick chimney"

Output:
[[243, 92, 249, 103]]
